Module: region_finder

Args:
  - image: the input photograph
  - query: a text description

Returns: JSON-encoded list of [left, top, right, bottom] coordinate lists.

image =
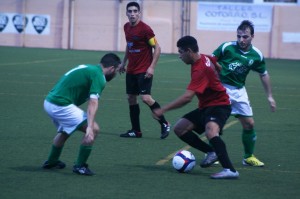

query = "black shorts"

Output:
[[182, 105, 231, 135], [126, 73, 153, 95]]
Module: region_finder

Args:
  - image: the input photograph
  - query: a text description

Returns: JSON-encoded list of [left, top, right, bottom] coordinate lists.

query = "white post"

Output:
[[68, 0, 75, 49]]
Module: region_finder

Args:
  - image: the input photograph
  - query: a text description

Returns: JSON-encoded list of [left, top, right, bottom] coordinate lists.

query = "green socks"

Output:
[[75, 145, 93, 166], [47, 145, 93, 166], [242, 129, 257, 159], [47, 145, 63, 165]]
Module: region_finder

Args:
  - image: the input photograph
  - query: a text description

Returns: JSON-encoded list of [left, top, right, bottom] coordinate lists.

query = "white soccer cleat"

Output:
[[211, 169, 239, 179]]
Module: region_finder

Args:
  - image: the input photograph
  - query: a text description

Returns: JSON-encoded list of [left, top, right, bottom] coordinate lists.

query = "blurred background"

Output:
[[0, 0, 299, 59]]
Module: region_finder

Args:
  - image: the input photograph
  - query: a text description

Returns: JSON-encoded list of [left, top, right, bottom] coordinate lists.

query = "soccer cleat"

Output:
[[73, 164, 94, 176], [243, 155, 265, 167], [213, 161, 220, 165], [42, 160, 66, 169], [160, 122, 171, 139], [120, 130, 142, 138], [200, 152, 218, 168], [211, 169, 239, 179]]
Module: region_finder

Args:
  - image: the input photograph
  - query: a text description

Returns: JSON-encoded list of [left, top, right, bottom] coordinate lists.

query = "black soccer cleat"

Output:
[[160, 122, 171, 139], [73, 164, 94, 176], [42, 160, 66, 169], [120, 130, 142, 138]]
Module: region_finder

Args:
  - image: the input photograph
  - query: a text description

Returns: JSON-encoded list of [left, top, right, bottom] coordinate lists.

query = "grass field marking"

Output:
[[223, 120, 239, 129], [155, 120, 238, 165], [0, 57, 179, 66], [0, 58, 77, 66]]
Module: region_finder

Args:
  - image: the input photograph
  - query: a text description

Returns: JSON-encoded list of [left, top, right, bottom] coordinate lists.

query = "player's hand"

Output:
[[83, 126, 96, 145], [268, 96, 276, 112], [145, 67, 154, 78], [118, 64, 126, 74]]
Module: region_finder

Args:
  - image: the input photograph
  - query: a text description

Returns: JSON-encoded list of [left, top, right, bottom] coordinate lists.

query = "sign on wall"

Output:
[[197, 3, 273, 32], [0, 13, 50, 35]]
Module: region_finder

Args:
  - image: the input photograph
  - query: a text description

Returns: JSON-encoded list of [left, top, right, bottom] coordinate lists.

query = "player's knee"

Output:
[[205, 122, 220, 139], [141, 95, 154, 105], [127, 95, 137, 105], [173, 124, 184, 137], [244, 120, 254, 130]]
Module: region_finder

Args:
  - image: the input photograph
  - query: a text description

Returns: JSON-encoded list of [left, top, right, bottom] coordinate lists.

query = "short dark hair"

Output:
[[238, 20, 254, 35], [100, 53, 121, 68], [176, 35, 199, 53], [127, 2, 140, 11]]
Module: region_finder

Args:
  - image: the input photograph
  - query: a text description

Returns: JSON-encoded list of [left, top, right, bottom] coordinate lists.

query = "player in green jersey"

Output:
[[209, 20, 276, 167], [42, 53, 121, 175]]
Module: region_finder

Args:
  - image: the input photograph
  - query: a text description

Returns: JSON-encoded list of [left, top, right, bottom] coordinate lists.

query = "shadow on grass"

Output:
[[100, 131, 166, 140], [125, 163, 211, 178], [10, 165, 75, 176]]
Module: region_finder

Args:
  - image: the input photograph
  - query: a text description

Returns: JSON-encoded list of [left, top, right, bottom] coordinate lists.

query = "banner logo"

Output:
[[32, 16, 48, 34], [12, 14, 28, 33], [0, 13, 50, 35], [0, 14, 9, 32]]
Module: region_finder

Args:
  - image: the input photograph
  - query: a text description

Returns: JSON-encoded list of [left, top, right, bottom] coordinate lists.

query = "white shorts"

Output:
[[44, 100, 87, 134], [223, 83, 253, 117]]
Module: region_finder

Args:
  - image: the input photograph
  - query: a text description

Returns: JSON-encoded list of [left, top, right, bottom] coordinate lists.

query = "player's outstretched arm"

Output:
[[153, 90, 195, 118]]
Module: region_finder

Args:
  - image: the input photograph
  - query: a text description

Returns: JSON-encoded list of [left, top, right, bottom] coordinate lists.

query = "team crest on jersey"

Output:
[[127, 42, 133, 49], [204, 56, 211, 67], [248, 59, 254, 66]]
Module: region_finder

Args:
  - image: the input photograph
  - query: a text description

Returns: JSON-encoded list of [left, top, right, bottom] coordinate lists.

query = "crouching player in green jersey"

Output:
[[42, 53, 121, 175], [207, 20, 276, 167]]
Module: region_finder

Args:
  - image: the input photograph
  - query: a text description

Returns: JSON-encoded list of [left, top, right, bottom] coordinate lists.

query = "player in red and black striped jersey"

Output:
[[153, 36, 239, 179], [119, 2, 170, 139]]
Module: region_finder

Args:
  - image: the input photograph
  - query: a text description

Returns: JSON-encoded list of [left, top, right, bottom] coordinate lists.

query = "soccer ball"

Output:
[[172, 150, 196, 173]]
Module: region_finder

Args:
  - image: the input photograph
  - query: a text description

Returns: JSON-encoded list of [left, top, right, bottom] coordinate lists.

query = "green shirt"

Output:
[[46, 64, 106, 106], [212, 41, 266, 88]]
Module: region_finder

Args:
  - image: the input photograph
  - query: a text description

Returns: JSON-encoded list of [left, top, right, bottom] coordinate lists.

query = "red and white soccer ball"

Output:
[[172, 150, 196, 173]]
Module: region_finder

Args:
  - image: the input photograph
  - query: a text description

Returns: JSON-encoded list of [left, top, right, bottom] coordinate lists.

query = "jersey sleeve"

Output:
[[212, 43, 225, 59], [89, 70, 106, 99], [253, 58, 267, 74], [144, 24, 155, 43], [251, 46, 267, 74]]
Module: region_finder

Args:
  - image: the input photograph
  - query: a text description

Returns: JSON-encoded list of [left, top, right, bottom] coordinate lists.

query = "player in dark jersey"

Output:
[[153, 36, 238, 179], [212, 20, 276, 167], [42, 53, 121, 176], [119, 1, 170, 139]]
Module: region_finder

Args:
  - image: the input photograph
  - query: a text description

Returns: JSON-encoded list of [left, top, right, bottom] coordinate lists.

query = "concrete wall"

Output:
[[0, 0, 69, 48], [0, 0, 299, 60], [271, 5, 300, 59]]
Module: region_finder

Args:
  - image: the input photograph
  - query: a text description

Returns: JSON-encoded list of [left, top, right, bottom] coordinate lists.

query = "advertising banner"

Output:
[[0, 13, 50, 35], [197, 3, 273, 32]]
